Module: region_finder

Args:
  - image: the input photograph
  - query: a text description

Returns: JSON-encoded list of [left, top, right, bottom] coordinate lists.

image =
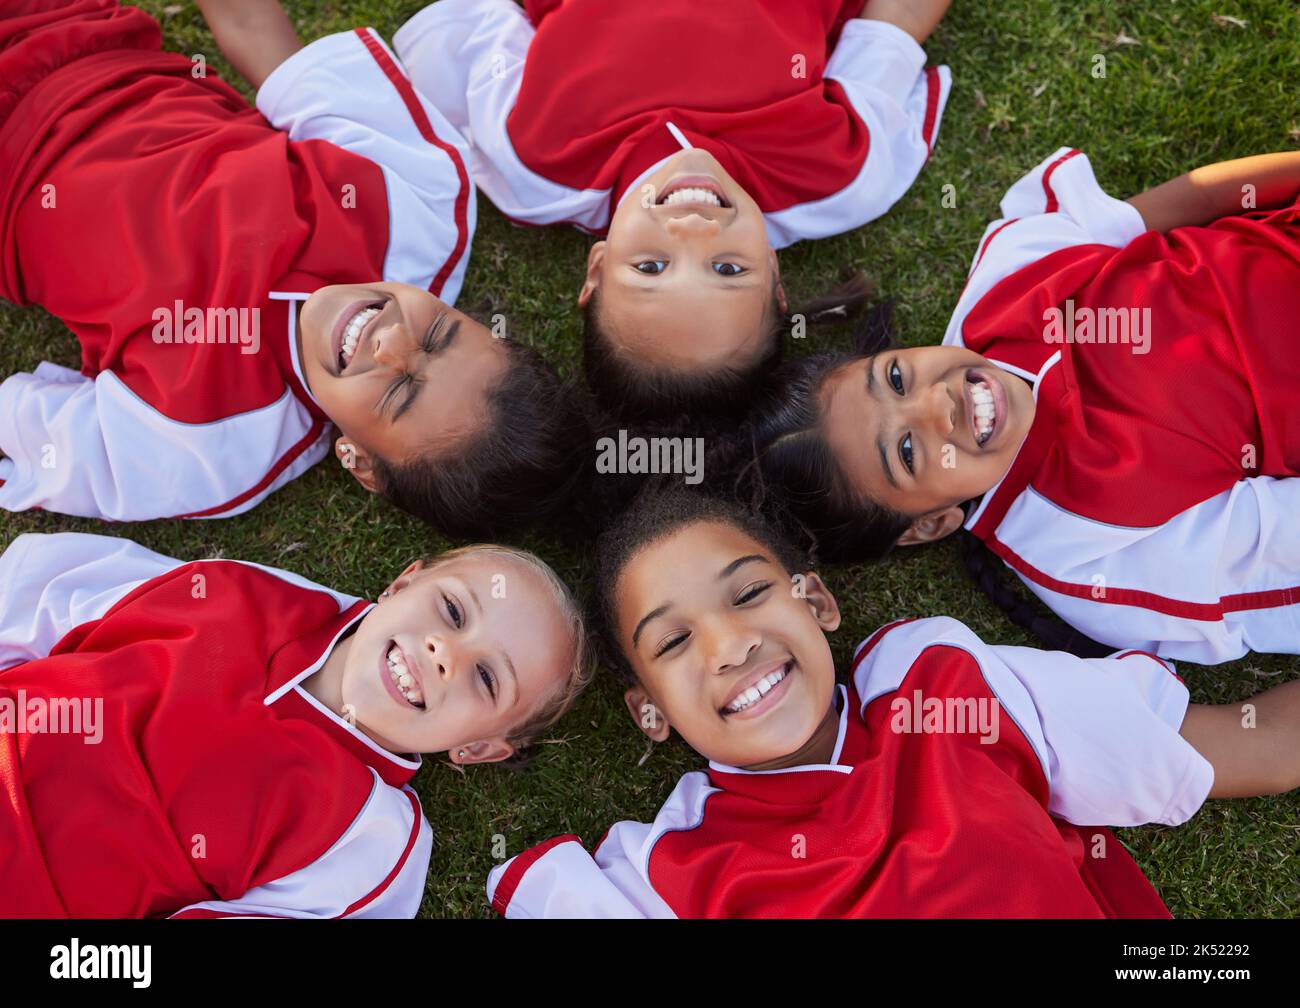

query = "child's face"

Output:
[[614, 520, 841, 769], [820, 346, 1037, 539], [340, 552, 575, 763], [580, 149, 784, 374], [298, 282, 508, 489]]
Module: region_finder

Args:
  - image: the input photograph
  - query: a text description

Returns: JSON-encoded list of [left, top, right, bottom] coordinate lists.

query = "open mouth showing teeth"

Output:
[[967, 374, 997, 447], [339, 305, 382, 370], [386, 642, 425, 709], [722, 661, 791, 715], [659, 186, 726, 208]]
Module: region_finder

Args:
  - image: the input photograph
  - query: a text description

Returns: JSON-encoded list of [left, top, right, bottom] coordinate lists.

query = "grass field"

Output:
[[2, 0, 1298, 917]]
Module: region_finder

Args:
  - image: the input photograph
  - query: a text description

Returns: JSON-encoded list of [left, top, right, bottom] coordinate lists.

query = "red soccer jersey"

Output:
[[0, 532, 430, 919], [0, 1, 473, 520], [945, 148, 1300, 663], [488, 618, 1211, 918], [394, 0, 949, 245]]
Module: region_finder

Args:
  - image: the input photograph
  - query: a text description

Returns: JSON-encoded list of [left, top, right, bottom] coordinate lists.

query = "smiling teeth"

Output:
[[971, 380, 995, 443], [386, 643, 424, 708], [340, 306, 380, 367], [724, 664, 789, 714], [662, 187, 722, 207]]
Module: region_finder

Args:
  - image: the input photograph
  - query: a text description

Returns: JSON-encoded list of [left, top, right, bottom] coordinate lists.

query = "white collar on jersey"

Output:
[[268, 290, 323, 412], [614, 120, 696, 208], [961, 350, 1062, 532], [707, 684, 852, 777], [264, 602, 423, 774]]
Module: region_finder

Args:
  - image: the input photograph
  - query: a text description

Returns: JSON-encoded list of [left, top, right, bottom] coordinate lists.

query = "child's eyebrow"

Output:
[[467, 578, 520, 705], [631, 604, 670, 648], [867, 360, 899, 489], [718, 555, 766, 579], [630, 554, 768, 647], [501, 650, 520, 708]]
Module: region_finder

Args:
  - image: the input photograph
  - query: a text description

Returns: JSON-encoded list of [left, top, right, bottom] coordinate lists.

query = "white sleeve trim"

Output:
[[0, 533, 182, 668], [0, 363, 328, 521], [487, 836, 671, 920], [394, 0, 611, 233], [172, 774, 432, 919], [257, 28, 476, 302], [765, 19, 951, 247], [852, 617, 1213, 828], [993, 477, 1300, 664], [943, 148, 1147, 349], [485, 771, 719, 919]]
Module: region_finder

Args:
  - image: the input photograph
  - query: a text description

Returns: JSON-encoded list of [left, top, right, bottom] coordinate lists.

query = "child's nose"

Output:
[[372, 323, 415, 369], [703, 619, 760, 674], [423, 632, 453, 681], [663, 213, 722, 238], [918, 381, 955, 437]]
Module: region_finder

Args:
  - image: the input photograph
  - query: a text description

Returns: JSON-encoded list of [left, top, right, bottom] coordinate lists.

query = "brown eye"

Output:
[[888, 360, 905, 395]]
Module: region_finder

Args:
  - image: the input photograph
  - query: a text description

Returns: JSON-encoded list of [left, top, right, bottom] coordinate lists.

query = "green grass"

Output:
[[3, 0, 1298, 918]]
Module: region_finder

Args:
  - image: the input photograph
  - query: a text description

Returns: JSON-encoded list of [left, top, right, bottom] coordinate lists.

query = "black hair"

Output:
[[749, 301, 1114, 658], [373, 339, 593, 539], [592, 481, 807, 685], [582, 273, 875, 427], [960, 535, 1113, 658], [744, 299, 912, 563]]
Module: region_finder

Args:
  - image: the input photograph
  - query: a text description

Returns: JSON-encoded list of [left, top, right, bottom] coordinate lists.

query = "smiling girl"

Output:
[[0, 0, 586, 534], [394, 0, 951, 422], [487, 487, 1300, 918], [754, 146, 1300, 663], [0, 531, 589, 918]]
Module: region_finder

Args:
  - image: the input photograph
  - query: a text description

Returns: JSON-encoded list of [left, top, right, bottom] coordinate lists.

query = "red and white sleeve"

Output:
[[852, 617, 1213, 827], [765, 18, 951, 245], [487, 820, 675, 919], [944, 147, 1148, 348], [0, 361, 327, 522], [256, 28, 476, 302], [171, 775, 433, 919], [0, 532, 180, 668], [393, 0, 611, 233]]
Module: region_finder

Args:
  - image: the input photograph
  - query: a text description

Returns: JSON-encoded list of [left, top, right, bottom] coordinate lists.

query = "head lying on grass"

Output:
[[304, 542, 591, 764], [594, 485, 844, 769], [299, 281, 589, 538]]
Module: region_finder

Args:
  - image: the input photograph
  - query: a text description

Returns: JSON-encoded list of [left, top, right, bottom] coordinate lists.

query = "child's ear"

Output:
[[449, 739, 514, 766], [623, 686, 670, 743], [896, 506, 965, 547], [381, 560, 424, 600], [577, 241, 608, 307], [795, 572, 841, 632], [768, 249, 787, 314], [335, 436, 380, 493]]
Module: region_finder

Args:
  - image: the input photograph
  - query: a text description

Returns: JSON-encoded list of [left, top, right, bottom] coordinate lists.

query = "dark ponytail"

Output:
[[781, 271, 877, 333], [960, 534, 1113, 658]]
